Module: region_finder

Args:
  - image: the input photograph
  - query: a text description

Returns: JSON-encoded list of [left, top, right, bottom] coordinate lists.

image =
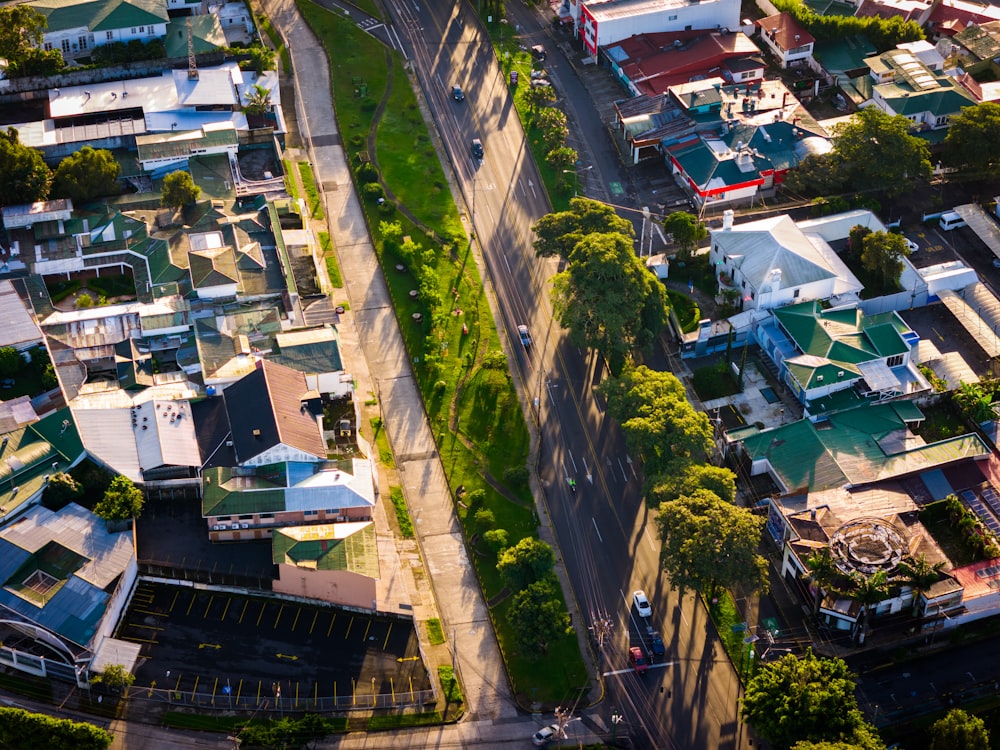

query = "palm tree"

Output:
[[848, 569, 890, 644], [804, 548, 840, 617], [897, 554, 946, 617], [243, 83, 272, 116]]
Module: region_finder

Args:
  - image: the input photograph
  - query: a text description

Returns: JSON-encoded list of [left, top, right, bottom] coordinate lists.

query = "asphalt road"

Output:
[[381, 1, 749, 747]]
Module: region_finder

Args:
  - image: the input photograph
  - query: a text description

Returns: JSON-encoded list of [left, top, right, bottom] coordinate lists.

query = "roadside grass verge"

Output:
[[256, 13, 291, 74], [426, 617, 445, 645], [438, 666, 463, 705], [389, 485, 413, 538], [706, 589, 757, 682], [319, 231, 343, 287], [367, 711, 441, 730], [282, 158, 299, 202], [370, 417, 395, 468], [298, 162, 325, 219], [299, 0, 588, 707]]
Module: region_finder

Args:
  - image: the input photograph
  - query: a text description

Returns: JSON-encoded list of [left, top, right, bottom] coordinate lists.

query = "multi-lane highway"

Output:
[[382, 2, 749, 747]]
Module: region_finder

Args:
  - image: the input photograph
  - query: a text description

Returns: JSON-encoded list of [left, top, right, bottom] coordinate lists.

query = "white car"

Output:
[[633, 590, 652, 618], [904, 238, 919, 254], [532, 724, 562, 746]]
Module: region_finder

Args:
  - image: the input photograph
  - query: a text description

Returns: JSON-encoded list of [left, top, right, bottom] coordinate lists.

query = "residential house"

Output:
[[271, 521, 379, 609], [709, 210, 864, 311], [574, 0, 741, 58], [755, 12, 815, 69], [29, 0, 169, 62]]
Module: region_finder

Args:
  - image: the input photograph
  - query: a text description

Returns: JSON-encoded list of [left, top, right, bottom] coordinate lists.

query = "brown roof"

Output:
[[757, 12, 815, 51]]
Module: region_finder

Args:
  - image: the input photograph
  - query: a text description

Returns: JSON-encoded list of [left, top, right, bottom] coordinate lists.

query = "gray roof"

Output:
[[0, 281, 43, 349]]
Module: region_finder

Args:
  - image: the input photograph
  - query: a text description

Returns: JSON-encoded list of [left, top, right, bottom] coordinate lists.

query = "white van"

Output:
[[940, 211, 967, 231]]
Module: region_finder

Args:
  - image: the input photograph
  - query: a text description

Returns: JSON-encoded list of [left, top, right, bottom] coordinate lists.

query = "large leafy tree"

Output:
[[0, 7, 47, 71], [943, 102, 1000, 183], [929, 708, 990, 750], [52, 147, 121, 203], [860, 230, 907, 291], [93, 475, 144, 522], [804, 548, 841, 616], [662, 211, 707, 260], [507, 578, 572, 656], [742, 650, 883, 750], [160, 170, 201, 209], [496, 536, 555, 591], [551, 232, 667, 373], [655, 489, 768, 598], [648, 463, 736, 505], [600, 366, 713, 479], [830, 107, 931, 196], [533, 197, 634, 259], [0, 128, 51, 207]]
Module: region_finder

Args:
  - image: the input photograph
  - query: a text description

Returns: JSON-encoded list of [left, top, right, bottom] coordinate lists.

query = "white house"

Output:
[[755, 12, 815, 69], [29, 0, 169, 62]]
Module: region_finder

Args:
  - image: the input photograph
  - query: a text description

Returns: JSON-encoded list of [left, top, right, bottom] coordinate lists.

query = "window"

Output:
[[304, 509, 319, 517], [106, 31, 113, 40], [886, 354, 904, 367], [61, 39, 71, 53], [139, 26, 144, 32], [668, 14, 677, 19], [742, 281, 746, 289], [131, 27, 137, 34], [148, 26, 156, 35], [44, 42, 52, 51], [260, 513, 274, 519], [793, 289, 800, 298], [218, 516, 231, 522]]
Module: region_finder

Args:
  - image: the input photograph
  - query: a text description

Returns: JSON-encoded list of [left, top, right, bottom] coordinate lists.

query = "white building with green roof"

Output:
[[29, 0, 169, 62]]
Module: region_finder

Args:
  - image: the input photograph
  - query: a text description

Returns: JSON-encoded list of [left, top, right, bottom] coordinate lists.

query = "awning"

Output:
[[954, 204, 1000, 262], [857, 359, 900, 392], [938, 284, 1000, 358]]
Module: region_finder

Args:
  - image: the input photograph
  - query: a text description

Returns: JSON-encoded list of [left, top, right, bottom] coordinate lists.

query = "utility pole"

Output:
[[589, 612, 614, 650]]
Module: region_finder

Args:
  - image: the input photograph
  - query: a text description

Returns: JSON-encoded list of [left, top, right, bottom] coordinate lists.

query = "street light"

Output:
[[562, 165, 593, 197]]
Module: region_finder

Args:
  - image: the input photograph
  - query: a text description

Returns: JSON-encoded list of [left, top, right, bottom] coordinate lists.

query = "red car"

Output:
[[629, 646, 648, 675]]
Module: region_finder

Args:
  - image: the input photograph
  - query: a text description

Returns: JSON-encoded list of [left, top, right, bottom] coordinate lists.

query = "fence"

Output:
[[119, 683, 436, 714], [138, 561, 274, 592]]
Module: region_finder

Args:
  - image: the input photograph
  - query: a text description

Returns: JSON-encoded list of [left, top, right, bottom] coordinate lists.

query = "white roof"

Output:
[[173, 67, 239, 108], [857, 359, 901, 391]]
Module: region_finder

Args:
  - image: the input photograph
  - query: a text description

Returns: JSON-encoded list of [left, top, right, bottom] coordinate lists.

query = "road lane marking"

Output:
[[592, 517, 603, 543], [602, 662, 673, 677]]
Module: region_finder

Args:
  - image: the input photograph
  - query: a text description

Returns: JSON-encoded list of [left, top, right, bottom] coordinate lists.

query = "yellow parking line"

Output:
[[309, 611, 318, 635], [236, 679, 243, 702], [119, 636, 157, 644], [327, 613, 336, 637], [132, 609, 161, 617], [175, 673, 182, 691], [129, 624, 164, 631], [192, 676, 200, 697], [345, 616, 353, 639], [186, 593, 196, 616], [169, 590, 179, 612], [362, 619, 372, 642], [383, 622, 392, 650], [221, 598, 232, 622], [203, 595, 214, 619], [239, 599, 249, 624], [211, 677, 218, 705], [274, 604, 285, 629], [256, 602, 266, 627], [291, 608, 301, 631]]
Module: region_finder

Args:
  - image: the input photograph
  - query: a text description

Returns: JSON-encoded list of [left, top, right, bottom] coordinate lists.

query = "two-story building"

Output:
[[755, 12, 815, 69], [29, 0, 169, 62]]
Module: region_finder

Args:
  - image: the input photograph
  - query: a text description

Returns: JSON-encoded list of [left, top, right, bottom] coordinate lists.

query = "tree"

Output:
[[781, 152, 848, 198], [507, 578, 572, 656], [0, 128, 51, 207], [830, 107, 931, 196], [804, 548, 841, 616], [545, 145, 577, 175], [44, 472, 83, 508], [0, 7, 48, 72], [663, 211, 707, 260], [0, 706, 112, 749], [51, 147, 121, 203], [953, 381, 997, 423], [551, 232, 668, 373], [0, 346, 21, 377], [93, 475, 144, 522], [846, 569, 889, 643], [536, 107, 569, 151], [600, 366, 713, 479], [929, 708, 990, 750], [742, 649, 882, 750], [943, 102, 1000, 183], [15, 46, 64, 77], [524, 84, 556, 118], [496, 536, 555, 591], [896, 554, 945, 616], [649, 463, 736, 505], [91, 663, 135, 691], [860, 231, 907, 291], [533, 197, 634, 259], [656, 489, 769, 598], [242, 83, 272, 116], [160, 170, 201, 209]]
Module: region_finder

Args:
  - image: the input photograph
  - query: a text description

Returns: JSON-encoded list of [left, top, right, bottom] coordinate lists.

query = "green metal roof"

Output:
[[202, 466, 287, 516], [272, 522, 378, 578], [163, 14, 226, 57], [30, 0, 168, 33], [774, 301, 910, 366], [876, 80, 976, 117], [786, 360, 860, 390]]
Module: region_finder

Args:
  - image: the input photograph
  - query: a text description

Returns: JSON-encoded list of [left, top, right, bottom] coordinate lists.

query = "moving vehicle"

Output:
[[633, 590, 652, 618], [532, 724, 562, 746], [451, 85, 464, 101], [471, 138, 484, 160], [629, 646, 649, 675], [517, 324, 532, 347]]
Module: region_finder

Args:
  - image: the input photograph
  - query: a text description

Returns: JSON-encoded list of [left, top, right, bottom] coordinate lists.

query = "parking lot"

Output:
[[119, 581, 431, 708]]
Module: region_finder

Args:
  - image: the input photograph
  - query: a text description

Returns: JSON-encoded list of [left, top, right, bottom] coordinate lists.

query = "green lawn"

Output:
[[298, 162, 325, 220], [282, 158, 299, 203], [298, 0, 587, 708], [389, 485, 413, 538], [666, 290, 700, 334], [319, 231, 343, 287], [426, 617, 445, 645]]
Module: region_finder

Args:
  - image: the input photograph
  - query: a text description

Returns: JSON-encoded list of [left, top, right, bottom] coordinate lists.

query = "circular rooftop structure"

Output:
[[829, 517, 906, 576]]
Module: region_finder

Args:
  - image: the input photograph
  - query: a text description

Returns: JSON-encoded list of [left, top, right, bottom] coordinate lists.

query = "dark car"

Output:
[[471, 138, 484, 160], [451, 85, 464, 101], [649, 632, 666, 659]]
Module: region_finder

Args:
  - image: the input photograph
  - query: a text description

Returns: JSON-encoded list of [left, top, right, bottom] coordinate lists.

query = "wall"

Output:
[[273, 565, 376, 610]]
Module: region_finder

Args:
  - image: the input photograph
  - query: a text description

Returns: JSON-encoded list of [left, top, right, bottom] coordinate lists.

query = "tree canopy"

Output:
[[93, 475, 144, 522], [496, 537, 556, 591], [550, 232, 668, 372], [830, 108, 931, 196], [161, 170, 201, 209], [507, 578, 572, 656], [648, 463, 736, 506], [656, 489, 768, 598], [52, 147, 121, 203], [859, 230, 907, 291], [0, 7, 48, 71], [929, 708, 990, 750], [742, 650, 883, 750], [533, 197, 633, 259], [942, 102, 1000, 183], [663, 211, 707, 260], [0, 706, 112, 749], [44, 472, 83, 509], [600, 366, 713, 480], [0, 128, 51, 207]]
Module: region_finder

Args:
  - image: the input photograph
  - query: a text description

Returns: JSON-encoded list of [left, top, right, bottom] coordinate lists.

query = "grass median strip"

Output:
[[297, 162, 325, 220]]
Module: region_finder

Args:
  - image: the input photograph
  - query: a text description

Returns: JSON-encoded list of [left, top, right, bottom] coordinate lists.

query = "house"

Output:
[[271, 521, 379, 609], [574, 0, 742, 58], [605, 30, 764, 98], [752, 300, 926, 412], [755, 12, 815, 69], [29, 0, 169, 62], [270, 326, 352, 399], [191, 306, 282, 386], [0, 502, 137, 685], [221, 359, 326, 466], [864, 46, 975, 129], [201, 459, 376, 541], [709, 210, 864, 310]]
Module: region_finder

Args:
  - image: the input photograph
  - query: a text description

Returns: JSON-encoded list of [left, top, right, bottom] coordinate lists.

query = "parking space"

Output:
[[119, 581, 430, 706]]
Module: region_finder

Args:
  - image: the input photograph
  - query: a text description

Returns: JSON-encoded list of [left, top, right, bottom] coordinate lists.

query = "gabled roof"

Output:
[[223, 359, 325, 463], [756, 12, 815, 51], [774, 301, 910, 364], [272, 521, 379, 578], [29, 0, 169, 33], [189, 246, 240, 289]]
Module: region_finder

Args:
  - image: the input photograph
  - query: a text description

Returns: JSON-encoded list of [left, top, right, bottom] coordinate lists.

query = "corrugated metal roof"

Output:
[[272, 521, 379, 578]]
